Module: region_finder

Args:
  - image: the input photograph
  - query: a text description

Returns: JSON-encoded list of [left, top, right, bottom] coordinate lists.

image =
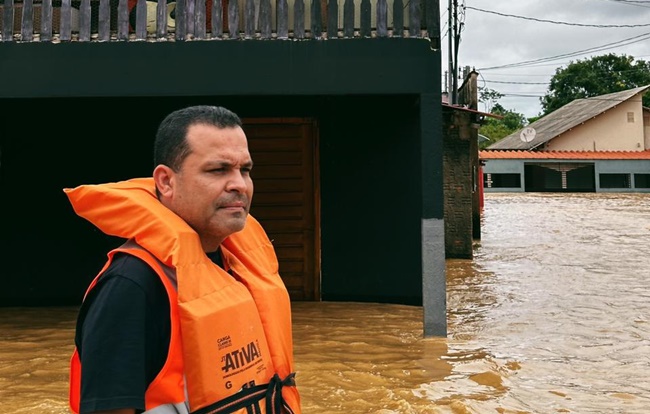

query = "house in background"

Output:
[[480, 85, 650, 193]]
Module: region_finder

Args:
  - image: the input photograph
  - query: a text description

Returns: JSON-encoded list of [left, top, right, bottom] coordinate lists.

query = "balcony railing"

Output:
[[0, 0, 438, 42]]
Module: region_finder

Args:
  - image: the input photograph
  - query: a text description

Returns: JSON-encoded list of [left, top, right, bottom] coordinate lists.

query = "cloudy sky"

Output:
[[439, 0, 650, 118]]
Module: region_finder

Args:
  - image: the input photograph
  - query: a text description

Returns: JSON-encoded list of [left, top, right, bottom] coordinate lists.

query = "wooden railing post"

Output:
[[60, 0, 72, 41], [116, 0, 129, 40], [185, 0, 195, 38], [376, 0, 386, 37], [408, 0, 420, 37], [195, 0, 207, 39], [425, 0, 440, 48], [2, 0, 15, 41], [227, 0, 239, 38], [310, 0, 321, 38], [134, 0, 147, 40], [392, 0, 403, 37], [20, 0, 34, 41], [78, 0, 92, 41], [327, 0, 337, 38], [359, 0, 370, 37], [98, 0, 111, 41], [40, 0, 53, 41], [343, 0, 353, 38], [212, 0, 224, 38], [277, 0, 288, 39], [176, 0, 187, 40], [244, 0, 254, 38], [293, 0, 305, 38], [259, 0, 272, 39], [155, 0, 166, 39]]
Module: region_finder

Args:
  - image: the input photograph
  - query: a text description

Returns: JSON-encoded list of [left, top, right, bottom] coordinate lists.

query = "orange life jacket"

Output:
[[65, 177, 301, 414]]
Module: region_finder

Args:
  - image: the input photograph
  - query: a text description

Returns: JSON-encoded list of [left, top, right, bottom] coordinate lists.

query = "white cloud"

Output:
[[440, 0, 650, 118]]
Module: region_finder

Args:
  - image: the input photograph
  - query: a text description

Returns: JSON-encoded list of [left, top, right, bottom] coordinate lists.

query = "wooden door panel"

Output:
[[243, 119, 319, 301]]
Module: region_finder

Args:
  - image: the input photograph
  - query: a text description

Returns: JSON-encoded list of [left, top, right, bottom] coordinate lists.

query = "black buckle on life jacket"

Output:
[[191, 373, 296, 414]]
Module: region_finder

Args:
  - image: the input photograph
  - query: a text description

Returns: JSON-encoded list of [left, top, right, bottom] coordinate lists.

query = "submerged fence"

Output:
[[0, 0, 438, 42]]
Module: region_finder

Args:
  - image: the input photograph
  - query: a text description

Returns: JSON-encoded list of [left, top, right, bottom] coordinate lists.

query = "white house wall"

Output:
[[546, 96, 645, 151]]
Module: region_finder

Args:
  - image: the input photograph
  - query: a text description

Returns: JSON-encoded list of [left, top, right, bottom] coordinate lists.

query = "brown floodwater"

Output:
[[2, 193, 649, 413]]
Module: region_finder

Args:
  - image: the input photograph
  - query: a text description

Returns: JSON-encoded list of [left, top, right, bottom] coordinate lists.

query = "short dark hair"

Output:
[[154, 105, 242, 171]]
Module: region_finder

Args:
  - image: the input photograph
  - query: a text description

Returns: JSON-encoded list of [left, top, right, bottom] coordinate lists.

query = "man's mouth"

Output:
[[219, 200, 247, 210]]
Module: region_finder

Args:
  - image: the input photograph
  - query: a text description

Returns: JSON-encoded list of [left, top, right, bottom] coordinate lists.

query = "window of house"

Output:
[[627, 112, 635, 123], [634, 173, 650, 189], [484, 173, 521, 188], [600, 173, 631, 188]]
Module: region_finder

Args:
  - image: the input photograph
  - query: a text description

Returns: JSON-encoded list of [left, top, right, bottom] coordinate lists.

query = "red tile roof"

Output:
[[480, 150, 650, 160]]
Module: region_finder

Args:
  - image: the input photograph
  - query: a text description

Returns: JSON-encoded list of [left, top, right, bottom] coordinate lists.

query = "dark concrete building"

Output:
[[0, 0, 448, 335]]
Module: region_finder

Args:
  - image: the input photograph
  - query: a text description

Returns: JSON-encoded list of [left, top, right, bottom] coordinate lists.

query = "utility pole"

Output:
[[452, 0, 459, 104], [447, 0, 460, 104], [447, 0, 454, 103]]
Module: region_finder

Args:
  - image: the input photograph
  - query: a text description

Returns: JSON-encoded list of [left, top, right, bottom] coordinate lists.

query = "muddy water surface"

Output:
[[2, 193, 649, 413]]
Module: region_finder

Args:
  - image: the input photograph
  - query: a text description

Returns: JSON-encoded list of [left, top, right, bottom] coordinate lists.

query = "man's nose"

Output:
[[227, 170, 248, 192]]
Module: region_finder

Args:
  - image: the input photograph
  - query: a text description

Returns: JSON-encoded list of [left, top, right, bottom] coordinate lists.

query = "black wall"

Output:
[[318, 96, 423, 305]]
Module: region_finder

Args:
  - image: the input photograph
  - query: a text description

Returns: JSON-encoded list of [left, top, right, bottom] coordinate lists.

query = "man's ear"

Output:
[[153, 165, 174, 198]]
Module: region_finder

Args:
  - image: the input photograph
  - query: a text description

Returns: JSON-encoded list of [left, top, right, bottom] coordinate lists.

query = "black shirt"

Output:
[[75, 253, 172, 413]]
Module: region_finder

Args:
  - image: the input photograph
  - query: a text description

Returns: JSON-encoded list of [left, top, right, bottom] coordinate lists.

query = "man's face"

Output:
[[160, 123, 253, 252]]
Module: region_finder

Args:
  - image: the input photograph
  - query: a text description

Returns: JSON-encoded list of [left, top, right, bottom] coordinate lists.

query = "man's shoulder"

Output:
[[101, 251, 164, 290], [81, 251, 169, 318]]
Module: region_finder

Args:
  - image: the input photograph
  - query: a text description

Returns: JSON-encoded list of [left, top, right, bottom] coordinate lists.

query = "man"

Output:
[[65, 105, 301, 414]]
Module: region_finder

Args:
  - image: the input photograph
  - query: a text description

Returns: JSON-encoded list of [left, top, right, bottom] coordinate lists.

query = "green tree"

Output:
[[478, 103, 528, 149], [541, 53, 650, 115], [479, 87, 504, 113]]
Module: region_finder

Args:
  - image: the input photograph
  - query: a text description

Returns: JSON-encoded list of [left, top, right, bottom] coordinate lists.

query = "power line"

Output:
[[486, 73, 556, 77], [604, 0, 650, 8], [465, 6, 650, 27], [482, 66, 650, 84], [478, 32, 650, 70], [479, 58, 650, 74], [500, 93, 547, 98], [484, 80, 550, 85], [454, 3, 650, 116]]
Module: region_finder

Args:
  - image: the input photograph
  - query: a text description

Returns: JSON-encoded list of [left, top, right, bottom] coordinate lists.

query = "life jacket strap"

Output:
[[191, 373, 296, 414]]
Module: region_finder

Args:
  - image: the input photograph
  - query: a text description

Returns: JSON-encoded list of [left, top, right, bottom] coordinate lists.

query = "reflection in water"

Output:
[[1, 193, 650, 413], [292, 302, 451, 413]]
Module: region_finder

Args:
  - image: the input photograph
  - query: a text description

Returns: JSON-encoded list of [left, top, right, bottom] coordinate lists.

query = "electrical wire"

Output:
[[461, 2, 650, 117], [479, 32, 650, 70], [604, 0, 650, 8], [465, 6, 650, 27]]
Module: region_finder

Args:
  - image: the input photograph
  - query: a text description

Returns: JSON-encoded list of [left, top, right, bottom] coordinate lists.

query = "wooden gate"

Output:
[[243, 118, 320, 301]]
